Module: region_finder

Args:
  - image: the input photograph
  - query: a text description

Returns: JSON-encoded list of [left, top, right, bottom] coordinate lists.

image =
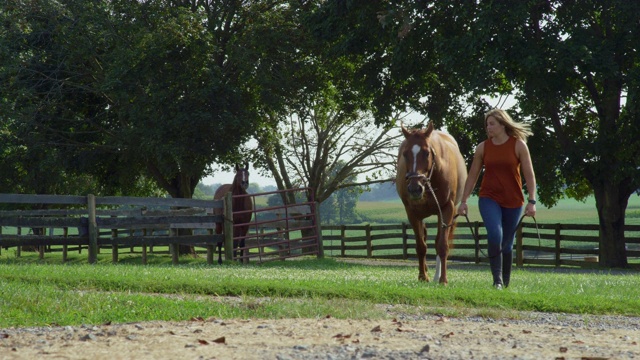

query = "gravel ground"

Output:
[[2, 307, 639, 360]]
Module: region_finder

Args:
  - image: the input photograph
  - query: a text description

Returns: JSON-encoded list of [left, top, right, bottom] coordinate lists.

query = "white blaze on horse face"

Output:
[[411, 144, 421, 173]]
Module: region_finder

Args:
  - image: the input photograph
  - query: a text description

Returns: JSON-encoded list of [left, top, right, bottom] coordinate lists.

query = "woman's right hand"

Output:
[[458, 202, 468, 216]]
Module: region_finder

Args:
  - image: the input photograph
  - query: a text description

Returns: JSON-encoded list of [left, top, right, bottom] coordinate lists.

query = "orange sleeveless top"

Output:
[[479, 136, 524, 208]]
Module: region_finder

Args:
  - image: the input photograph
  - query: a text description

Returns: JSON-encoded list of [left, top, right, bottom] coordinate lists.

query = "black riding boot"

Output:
[[502, 251, 513, 288], [489, 255, 503, 289]]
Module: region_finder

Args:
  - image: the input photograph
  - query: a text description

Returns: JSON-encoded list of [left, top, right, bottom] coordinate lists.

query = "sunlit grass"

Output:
[[1, 258, 638, 328], [357, 195, 640, 225]]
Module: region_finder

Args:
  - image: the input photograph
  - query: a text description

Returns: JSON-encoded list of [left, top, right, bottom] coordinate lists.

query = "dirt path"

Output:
[[2, 313, 639, 359]]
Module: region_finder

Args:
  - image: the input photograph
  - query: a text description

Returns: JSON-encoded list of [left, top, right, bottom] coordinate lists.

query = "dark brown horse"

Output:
[[396, 123, 467, 284], [213, 163, 253, 264]]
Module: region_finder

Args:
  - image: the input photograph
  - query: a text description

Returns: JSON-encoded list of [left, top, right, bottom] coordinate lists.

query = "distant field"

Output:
[[357, 195, 640, 225]]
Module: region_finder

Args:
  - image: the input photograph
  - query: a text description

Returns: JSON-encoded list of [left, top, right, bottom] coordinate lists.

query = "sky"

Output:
[[201, 96, 514, 188], [202, 165, 276, 187]]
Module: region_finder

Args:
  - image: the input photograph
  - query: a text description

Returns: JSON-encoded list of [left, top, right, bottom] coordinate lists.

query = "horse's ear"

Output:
[[235, 164, 240, 171], [401, 122, 411, 138], [244, 162, 249, 170], [425, 122, 434, 136]]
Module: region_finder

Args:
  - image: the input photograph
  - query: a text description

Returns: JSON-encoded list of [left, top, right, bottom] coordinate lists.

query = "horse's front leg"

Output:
[[434, 204, 455, 285], [410, 219, 429, 282]]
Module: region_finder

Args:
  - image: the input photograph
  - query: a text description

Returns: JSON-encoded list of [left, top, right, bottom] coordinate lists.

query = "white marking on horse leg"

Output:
[[433, 255, 441, 283], [411, 144, 420, 172]]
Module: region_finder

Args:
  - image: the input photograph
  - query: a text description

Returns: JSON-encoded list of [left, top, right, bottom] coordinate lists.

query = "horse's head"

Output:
[[233, 162, 250, 191], [400, 122, 437, 201]]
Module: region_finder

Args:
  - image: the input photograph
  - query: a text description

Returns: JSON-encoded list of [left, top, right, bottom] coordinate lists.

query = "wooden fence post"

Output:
[[111, 215, 118, 264], [142, 229, 148, 265], [87, 194, 98, 264], [474, 221, 481, 264], [366, 224, 372, 258], [16, 228, 21, 257], [314, 201, 324, 259], [206, 229, 214, 265], [555, 223, 561, 267], [340, 225, 346, 257], [223, 192, 234, 262], [170, 228, 179, 265], [62, 227, 68, 262], [402, 223, 408, 260]]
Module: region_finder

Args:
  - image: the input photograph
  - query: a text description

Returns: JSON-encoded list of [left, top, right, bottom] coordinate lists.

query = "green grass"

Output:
[[1, 257, 639, 328], [357, 195, 640, 225], [2, 195, 639, 329]]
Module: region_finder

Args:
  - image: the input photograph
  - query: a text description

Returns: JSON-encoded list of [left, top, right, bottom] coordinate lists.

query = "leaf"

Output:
[[213, 337, 226, 344], [371, 325, 382, 332], [435, 316, 449, 323]]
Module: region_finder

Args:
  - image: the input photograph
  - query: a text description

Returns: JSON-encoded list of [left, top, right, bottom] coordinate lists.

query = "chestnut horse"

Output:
[[213, 163, 253, 264], [396, 123, 467, 284]]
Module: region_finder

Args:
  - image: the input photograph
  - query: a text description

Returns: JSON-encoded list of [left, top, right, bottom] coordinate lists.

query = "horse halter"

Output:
[[405, 147, 451, 229], [405, 148, 437, 184]]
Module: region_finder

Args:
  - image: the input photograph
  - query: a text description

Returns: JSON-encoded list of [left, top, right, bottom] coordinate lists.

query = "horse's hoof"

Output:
[[493, 283, 503, 290]]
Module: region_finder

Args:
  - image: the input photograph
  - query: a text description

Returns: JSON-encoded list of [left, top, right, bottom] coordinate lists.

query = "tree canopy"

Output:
[[0, 0, 258, 198], [312, 0, 640, 267], [2, 0, 639, 267]]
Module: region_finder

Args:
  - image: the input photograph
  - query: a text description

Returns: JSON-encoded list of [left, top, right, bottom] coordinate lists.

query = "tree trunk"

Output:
[[593, 181, 629, 268], [166, 173, 198, 256]]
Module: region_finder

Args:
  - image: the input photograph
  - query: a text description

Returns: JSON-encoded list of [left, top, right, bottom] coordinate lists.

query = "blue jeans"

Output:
[[478, 197, 523, 258]]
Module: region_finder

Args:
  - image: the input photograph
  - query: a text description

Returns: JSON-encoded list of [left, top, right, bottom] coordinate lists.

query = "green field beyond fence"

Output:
[[2, 194, 640, 269], [320, 195, 640, 269]]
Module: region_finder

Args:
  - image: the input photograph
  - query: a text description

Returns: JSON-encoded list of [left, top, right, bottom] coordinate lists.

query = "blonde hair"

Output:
[[484, 109, 533, 142]]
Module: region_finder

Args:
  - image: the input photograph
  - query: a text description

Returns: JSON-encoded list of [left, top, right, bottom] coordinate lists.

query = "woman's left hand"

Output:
[[525, 203, 536, 217]]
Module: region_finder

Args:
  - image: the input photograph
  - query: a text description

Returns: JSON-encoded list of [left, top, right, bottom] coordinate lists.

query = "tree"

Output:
[[314, 1, 640, 267], [237, 1, 403, 209], [0, 0, 160, 197], [319, 162, 361, 224], [256, 97, 401, 206], [104, 0, 256, 199], [0, 0, 258, 199], [461, 0, 640, 268]]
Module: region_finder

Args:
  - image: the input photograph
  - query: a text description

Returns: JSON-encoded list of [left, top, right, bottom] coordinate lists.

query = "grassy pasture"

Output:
[[1, 258, 639, 329], [1, 195, 639, 329], [357, 195, 640, 225]]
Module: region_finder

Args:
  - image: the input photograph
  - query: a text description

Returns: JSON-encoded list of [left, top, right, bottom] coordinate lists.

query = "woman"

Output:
[[458, 109, 537, 289]]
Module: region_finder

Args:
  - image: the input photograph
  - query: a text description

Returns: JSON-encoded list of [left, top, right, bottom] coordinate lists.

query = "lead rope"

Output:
[[455, 213, 542, 260]]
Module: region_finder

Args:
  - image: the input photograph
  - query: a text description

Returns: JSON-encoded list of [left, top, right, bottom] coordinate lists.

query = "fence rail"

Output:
[[0, 194, 227, 264], [3, 192, 639, 269], [0, 191, 323, 265], [321, 221, 640, 269]]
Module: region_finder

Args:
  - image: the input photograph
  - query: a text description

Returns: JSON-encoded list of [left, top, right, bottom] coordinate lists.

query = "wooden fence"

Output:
[[0, 194, 227, 264], [0, 191, 323, 265], [3, 192, 638, 269], [321, 221, 640, 269], [229, 188, 323, 263]]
